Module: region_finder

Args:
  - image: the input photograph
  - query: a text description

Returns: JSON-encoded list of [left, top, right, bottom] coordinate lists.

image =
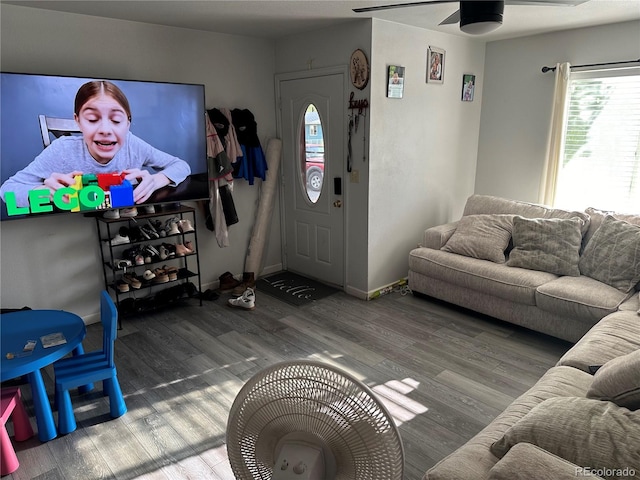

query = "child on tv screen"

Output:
[[0, 80, 191, 210]]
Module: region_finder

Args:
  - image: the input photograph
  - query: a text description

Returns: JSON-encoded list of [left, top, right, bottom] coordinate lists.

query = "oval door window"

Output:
[[300, 104, 324, 203]]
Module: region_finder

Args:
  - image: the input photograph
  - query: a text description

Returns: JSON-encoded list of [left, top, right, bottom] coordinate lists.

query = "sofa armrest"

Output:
[[423, 221, 459, 249], [487, 443, 604, 480]]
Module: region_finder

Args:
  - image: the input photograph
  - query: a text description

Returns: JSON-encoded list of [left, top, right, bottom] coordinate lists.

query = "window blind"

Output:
[[554, 69, 640, 213]]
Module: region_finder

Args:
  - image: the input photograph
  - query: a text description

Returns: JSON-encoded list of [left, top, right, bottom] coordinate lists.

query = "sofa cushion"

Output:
[[506, 216, 583, 276], [490, 397, 640, 480], [487, 443, 605, 480], [409, 248, 557, 305], [579, 215, 640, 293], [587, 349, 640, 410], [441, 214, 514, 263], [583, 207, 640, 249], [535, 276, 630, 323], [462, 194, 590, 235], [424, 366, 593, 480], [557, 311, 640, 373]]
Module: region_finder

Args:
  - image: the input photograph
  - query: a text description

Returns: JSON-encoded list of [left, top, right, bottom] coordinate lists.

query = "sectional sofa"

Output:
[[408, 194, 640, 343], [407, 195, 640, 479]]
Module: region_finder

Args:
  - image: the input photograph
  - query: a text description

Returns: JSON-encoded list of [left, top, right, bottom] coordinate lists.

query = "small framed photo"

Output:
[[427, 46, 445, 84], [461, 74, 476, 101], [387, 65, 405, 98]]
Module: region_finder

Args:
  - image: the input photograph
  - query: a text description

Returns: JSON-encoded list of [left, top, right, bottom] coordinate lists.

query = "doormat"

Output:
[[256, 271, 339, 307]]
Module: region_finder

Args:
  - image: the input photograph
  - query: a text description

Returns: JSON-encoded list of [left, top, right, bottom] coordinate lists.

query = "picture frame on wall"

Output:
[[462, 74, 475, 101], [427, 46, 445, 84], [387, 65, 405, 98]]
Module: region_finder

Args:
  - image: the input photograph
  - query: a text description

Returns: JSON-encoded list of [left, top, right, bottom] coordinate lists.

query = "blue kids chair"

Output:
[[54, 291, 127, 435]]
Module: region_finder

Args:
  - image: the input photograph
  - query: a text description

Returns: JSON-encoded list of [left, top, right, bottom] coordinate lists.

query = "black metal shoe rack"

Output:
[[95, 204, 203, 323]]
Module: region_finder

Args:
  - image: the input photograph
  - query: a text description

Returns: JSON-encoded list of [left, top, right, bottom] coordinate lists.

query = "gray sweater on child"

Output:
[[0, 132, 191, 207]]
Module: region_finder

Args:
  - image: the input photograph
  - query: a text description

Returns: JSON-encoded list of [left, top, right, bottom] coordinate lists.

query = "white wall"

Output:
[[475, 20, 640, 203], [0, 4, 280, 320], [367, 19, 485, 291]]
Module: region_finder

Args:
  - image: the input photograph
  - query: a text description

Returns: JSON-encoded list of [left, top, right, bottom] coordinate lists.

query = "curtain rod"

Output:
[[541, 59, 640, 73]]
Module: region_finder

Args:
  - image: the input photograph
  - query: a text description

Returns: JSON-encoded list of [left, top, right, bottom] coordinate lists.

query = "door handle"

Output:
[[333, 200, 342, 208]]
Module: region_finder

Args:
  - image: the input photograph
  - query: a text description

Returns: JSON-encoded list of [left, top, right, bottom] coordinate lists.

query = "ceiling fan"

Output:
[[353, 0, 589, 35]]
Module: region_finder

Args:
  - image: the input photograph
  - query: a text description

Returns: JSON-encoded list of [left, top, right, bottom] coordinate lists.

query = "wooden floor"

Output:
[[5, 288, 571, 480]]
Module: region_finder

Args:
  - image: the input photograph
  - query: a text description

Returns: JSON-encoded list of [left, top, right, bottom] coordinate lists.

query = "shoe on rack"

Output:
[[231, 272, 256, 296], [152, 268, 169, 284], [122, 273, 142, 289], [175, 243, 192, 256], [109, 227, 130, 246], [121, 207, 138, 217], [163, 265, 179, 281], [128, 226, 145, 242], [178, 219, 194, 233], [140, 225, 159, 239], [142, 270, 156, 282], [113, 259, 133, 270], [144, 244, 160, 261], [165, 217, 180, 236], [228, 288, 255, 310], [103, 209, 120, 219], [116, 280, 130, 292], [218, 271, 241, 292], [184, 240, 196, 253], [142, 205, 156, 214], [161, 243, 176, 257]]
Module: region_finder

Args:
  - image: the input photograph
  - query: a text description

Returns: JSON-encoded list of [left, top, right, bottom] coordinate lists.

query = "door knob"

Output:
[[333, 200, 342, 208]]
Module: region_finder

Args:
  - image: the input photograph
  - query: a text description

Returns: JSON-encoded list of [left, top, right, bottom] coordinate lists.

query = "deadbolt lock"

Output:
[[333, 200, 342, 208]]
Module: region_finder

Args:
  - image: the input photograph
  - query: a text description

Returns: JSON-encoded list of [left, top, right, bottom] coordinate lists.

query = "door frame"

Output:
[[275, 65, 349, 288]]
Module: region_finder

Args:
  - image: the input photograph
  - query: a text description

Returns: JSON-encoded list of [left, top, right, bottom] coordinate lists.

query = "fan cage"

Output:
[[227, 360, 404, 480]]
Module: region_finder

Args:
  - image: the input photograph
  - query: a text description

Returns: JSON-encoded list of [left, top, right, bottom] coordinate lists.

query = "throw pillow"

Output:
[[587, 349, 640, 410], [490, 397, 640, 477], [506, 216, 583, 276], [441, 214, 514, 263], [579, 215, 640, 293]]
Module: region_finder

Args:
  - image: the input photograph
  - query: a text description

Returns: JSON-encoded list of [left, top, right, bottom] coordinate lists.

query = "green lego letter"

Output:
[[29, 189, 53, 213], [3, 192, 30, 216]]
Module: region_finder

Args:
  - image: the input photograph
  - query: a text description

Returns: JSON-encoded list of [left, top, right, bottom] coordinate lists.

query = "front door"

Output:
[[278, 71, 345, 287]]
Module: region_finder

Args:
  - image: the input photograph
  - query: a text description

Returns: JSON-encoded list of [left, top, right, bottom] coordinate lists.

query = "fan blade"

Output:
[[353, 0, 456, 14], [439, 9, 460, 25], [506, 0, 589, 5]]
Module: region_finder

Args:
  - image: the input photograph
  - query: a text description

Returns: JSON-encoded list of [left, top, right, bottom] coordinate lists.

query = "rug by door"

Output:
[[256, 271, 340, 306]]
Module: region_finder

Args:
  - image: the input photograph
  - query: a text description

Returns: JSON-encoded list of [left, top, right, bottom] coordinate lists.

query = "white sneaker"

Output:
[[121, 207, 138, 217], [110, 233, 130, 245], [103, 209, 120, 219], [228, 288, 255, 310], [178, 219, 194, 233]]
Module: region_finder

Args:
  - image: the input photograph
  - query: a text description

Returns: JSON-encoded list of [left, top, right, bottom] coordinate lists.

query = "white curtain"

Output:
[[539, 62, 571, 206]]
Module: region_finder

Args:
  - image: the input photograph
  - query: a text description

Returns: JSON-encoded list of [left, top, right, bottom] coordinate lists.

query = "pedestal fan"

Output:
[[227, 360, 404, 480]]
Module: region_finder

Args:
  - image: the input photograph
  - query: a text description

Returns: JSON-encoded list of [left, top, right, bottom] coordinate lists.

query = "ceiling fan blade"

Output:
[[439, 9, 460, 25], [353, 0, 456, 14], [505, 0, 589, 5]]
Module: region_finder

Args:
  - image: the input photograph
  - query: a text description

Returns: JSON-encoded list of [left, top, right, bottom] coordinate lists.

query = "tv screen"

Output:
[[0, 72, 208, 221]]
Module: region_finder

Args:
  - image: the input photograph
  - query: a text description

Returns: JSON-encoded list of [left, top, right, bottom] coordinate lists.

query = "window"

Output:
[[299, 104, 325, 203], [554, 69, 640, 213]]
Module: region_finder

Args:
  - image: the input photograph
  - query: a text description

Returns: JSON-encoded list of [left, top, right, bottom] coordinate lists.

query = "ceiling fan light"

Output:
[[460, 20, 502, 35], [460, 1, 504, 35]]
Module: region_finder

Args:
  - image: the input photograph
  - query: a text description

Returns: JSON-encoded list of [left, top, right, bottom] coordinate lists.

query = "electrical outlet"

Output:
[[350, 170, 359, 183]]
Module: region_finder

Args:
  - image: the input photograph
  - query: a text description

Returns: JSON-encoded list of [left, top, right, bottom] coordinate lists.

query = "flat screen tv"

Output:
[[0, 72, 208, 221]]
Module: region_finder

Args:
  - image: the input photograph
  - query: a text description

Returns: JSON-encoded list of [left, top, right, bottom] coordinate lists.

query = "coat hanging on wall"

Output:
[[205, 114, 238, 247], [231, 109, 268, 185]]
